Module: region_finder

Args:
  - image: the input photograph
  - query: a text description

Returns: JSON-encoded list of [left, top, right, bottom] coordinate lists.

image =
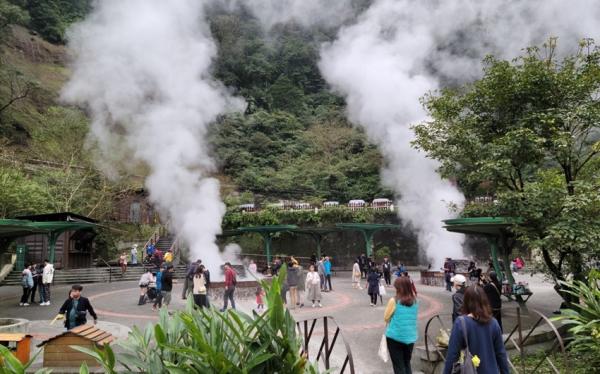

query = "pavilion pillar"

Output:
[[312, 234, 323, 259], [262, 233, 273, 264], [361, 230, 375, 257], [48, 232, 60, 264], [486, 236, 503, 282]]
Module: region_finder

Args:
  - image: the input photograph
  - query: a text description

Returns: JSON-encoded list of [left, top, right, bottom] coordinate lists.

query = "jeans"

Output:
[[369, 293, 378, 305], [319, 274, 326, 290], [223, 286, 236, 310], [30, 282, 38, 303], [41, 284, 51, 303], [386, 338, 413, 374], [325, 274, 332, 291], [193, 294, 208, 308], [20, 287, 31, 304], [182, 277, 191, 298]]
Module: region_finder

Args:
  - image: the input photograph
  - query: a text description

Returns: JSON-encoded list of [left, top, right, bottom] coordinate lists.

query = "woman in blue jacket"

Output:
[[443, 285, 509, 374], [384, 276, 418, 374]]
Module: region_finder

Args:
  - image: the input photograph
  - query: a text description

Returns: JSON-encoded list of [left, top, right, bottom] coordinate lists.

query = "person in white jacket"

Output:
[[41, 259, 54, 306], [305, 265, 322, 308]]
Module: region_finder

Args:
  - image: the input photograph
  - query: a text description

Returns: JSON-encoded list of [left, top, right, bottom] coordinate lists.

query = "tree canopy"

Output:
[[414, 39, 600, 292]]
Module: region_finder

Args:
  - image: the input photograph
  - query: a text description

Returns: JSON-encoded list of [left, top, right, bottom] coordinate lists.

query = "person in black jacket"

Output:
[[382, 257, 392, 285], [483, 271, 503, 331], [59, 285, 97, 330]]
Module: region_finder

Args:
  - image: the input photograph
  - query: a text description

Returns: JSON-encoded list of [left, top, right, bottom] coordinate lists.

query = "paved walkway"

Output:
[[0, 271, 562, 373]]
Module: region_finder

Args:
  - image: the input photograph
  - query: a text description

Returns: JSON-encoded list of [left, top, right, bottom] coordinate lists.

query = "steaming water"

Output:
[[63, 0, 243, 272]]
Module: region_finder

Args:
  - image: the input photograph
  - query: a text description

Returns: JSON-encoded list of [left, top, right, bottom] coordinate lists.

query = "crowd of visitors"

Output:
[[19, 260, 54, 306]]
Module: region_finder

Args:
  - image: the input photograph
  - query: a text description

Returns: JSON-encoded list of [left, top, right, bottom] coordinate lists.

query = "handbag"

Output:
[[452, 317, 477, 374], [378, 332, 389, 363], [379, 282, 387, 296]]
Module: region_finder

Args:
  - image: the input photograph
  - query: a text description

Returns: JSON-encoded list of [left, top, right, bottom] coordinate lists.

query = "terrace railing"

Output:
[[295, 316, 355, 374]]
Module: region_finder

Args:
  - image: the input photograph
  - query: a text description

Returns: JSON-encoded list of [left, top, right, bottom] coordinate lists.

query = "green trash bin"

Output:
[[16, 244, 27, 272]]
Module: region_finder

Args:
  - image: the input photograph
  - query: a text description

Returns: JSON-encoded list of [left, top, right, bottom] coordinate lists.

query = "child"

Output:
[[255, 285, 265, 311]]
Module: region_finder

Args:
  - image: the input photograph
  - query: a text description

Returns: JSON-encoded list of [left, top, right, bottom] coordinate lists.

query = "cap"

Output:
[[451, 274, 466, 285]]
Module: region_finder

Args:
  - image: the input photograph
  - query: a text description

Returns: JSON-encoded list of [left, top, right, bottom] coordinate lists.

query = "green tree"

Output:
[[414, 39, 600, 299], [0, 166, 50, 218], [0, 0, 28, 40]]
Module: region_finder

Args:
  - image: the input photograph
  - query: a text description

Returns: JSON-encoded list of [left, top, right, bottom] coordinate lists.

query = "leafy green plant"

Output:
[[553, 270, 600, 367], [74, 268, 320, 373], [0, 344, 51, 374]]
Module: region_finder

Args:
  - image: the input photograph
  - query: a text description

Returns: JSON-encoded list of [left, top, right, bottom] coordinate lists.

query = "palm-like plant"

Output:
[[74, 266, 319, 373]]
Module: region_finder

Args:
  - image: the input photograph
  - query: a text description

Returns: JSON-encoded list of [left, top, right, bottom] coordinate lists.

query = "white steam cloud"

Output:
[[242, 0, 600, 266], [63, 0, 242, 271]]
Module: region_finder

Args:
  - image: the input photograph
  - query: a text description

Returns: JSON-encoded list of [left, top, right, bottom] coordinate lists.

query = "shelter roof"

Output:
[[292, 227, 340, 235], [237, 225, 298, 233], [16, 212, 97, 223], [443, 217, 522, 236], [0, 219, 96, 239], [37, 324, 114, 347], [336, 223, 400, 232]]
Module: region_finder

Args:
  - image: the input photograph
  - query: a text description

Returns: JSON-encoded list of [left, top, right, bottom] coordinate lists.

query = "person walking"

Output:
[[443, 257, 455, 292], [384, 277, 419, 374], [58, 285, 98, 330], [359, 254, 367, 278], [451, 274, 467, 323], [317, 257, 326, 291], [145, 240, 156, 263], [324, 256, 333, 291], [382, 257, 392, 286], [119, 252, 127, 274], [221, 262, 237, 312], [138, 269, 153, 305], [352, 260, 362, 289], [366, 267, 381, 306], [41, 259, 54, 306], [164, 249, 173, 265], [152, 267, 164, 311], [131, 244, 138, 265], [159, 265, 174, 308], [483, 272, 503, 331], [255, 285, 265, 311], [443, 286, 509, 374], [248, 259, 257, 275], [182, 259, 200, 299], [192, 265, 208, 308], [305, 264, 322, 308], [20, 265, 33, 306], [287, 261, 300, 309], [30, 263, 42, 304]]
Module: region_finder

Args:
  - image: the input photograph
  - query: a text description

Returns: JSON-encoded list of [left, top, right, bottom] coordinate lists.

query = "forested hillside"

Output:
[[0, 0, 389, 221]]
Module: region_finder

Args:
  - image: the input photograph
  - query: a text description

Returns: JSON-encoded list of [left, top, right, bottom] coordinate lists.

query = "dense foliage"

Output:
[[414, 40, 600, 297]]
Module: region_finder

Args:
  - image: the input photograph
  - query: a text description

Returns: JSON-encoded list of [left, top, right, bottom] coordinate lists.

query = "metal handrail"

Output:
[[96, 257, 112, 283], [142, 227, 161, 254], [295, 315, 355, 374]]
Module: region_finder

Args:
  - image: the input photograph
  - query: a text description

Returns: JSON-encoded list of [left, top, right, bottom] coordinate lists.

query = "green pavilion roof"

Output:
[[237, 225, 298, 233], [336, 223, 401, 231], [443, 217, 523, 236], [0, 219, 96, 239]]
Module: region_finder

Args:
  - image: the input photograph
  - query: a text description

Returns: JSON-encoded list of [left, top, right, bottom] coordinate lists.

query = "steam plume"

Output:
[[63, 0, 242, 271]]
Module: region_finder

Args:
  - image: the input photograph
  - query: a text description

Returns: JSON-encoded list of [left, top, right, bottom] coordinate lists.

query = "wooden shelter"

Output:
[[37, 324, 114, 368], [0, 333, 32, 364]]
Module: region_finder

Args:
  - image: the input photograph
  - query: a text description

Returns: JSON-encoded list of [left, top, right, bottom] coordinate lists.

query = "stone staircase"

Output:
[[1, 263, 188, 286]]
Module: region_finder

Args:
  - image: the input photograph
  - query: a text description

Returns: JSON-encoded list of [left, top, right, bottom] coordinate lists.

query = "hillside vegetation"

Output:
[[0, 1, 389, 222]]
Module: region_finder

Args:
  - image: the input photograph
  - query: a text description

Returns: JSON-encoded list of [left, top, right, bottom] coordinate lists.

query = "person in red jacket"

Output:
[[220, 262, 237, 312]]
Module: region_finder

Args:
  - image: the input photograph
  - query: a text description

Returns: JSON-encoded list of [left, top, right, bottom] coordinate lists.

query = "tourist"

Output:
[[451, 274, 467, 323], [153, 248, 163, 268], [443, 257, 455, 292], [160, 265, 174, 308], [31, 263, 42, 304], [443, 286, 509, 374], [41, 259, 54, 306], [287, 260, 300, 309], [152, 267, 164, 311], [305, 264, 322, 308], [394, 262, 406, 277], [221, 262, 237, 312], [516, 256, 525, 271], [248, 259, 257, 275], [510, 259, 518, 273], [367, 257, 376, 272], [310, 253, 317, 266], [20, 264, 33, 306], [317, 257, 326, 291], [352, 260, 362, 289], [324, 256, 333, 291], [192, 265, 208, 308], [145, 239, 155, 262], [204, 265, 211, 308], [384, 277, 419, 374], [483, 272, 503, 331], [272, 257, 282, 276], [366, 267, 381, 306], [138, 269, 152, 305], [147, 271, 158, 302], [119, 252, 127, 274], [382, 256, 392, 286], [255, 285, 265, 311], [359, 253, 368, 278], [58, 285, 98, 330], [131, 244, 138, 265], [182, 259, 199, 299], [164, 249, 173, 265]]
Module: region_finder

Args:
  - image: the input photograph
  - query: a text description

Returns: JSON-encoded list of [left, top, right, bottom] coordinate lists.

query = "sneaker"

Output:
[[370, 303, 374, 306], [318, 303, 322, 308], [19, 303, 23, 306], [312, 303, 316, 308], [46, 301, 51, 306], [23, 303, 29, 306]]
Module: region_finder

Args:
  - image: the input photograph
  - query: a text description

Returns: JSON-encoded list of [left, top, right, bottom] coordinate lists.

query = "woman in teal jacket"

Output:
[[384, 276, 418, 374]]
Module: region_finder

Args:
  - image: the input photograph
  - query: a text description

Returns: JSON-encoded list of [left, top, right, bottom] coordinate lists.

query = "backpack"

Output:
[[452, 317, 477, 374]]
